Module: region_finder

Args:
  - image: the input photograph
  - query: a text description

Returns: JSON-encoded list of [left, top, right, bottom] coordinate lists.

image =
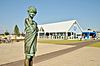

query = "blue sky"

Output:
[[0, 0, 100, 34]]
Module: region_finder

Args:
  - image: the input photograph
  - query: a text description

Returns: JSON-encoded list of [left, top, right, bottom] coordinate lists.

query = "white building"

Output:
[[38, 20, 83, 40]]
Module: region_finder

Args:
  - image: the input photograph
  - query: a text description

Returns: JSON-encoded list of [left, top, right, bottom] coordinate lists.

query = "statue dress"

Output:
[[24, 18, 38, 59]]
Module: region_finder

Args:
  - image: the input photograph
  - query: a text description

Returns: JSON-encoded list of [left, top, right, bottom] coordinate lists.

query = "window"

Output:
[[68, 32, 71, 36]]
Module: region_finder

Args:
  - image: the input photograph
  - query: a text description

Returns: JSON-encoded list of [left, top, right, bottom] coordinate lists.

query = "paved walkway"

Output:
[[0, 40, 100, 66]]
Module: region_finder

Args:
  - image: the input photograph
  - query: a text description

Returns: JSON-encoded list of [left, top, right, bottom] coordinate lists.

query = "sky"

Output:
[[0, 0, 100, 34]]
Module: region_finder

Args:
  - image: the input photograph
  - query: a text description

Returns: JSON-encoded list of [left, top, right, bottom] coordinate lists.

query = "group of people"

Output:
[[0, 36, 11, 43]]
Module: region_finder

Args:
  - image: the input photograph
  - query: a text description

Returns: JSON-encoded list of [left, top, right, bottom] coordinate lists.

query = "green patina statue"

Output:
[[24, 6, 38, 66]]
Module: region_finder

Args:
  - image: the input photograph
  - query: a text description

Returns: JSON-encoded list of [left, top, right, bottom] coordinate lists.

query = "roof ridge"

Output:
[[39, 20, 76, 25]]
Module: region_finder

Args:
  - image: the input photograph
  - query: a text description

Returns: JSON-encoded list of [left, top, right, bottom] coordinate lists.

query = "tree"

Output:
[[14, 25, 20, 37], [14, 25, 20, 42], [4, 31, 9, 35]]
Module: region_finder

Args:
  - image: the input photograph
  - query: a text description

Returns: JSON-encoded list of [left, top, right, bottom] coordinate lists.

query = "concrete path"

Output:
[[0, 42, 24, 65], [0, 40, 100, 66]]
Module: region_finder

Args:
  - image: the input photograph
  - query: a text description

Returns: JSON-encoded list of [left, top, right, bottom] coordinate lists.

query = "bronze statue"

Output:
[[24, 6, 38, 66]]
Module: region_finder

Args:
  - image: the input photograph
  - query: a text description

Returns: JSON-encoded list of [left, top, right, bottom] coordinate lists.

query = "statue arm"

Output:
[[25, 18, 33, 31]]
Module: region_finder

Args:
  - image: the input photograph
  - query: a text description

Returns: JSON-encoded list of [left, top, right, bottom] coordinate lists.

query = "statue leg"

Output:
[[29, 56, 33, 66], [24, 56, 33, 66], [24, 58, 29, 66]]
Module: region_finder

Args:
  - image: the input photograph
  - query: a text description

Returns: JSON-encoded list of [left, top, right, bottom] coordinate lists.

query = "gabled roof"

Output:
[[38, 20, 83, 32]]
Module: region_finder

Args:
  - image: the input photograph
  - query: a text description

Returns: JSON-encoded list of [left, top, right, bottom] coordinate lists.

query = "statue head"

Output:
[[27, 6, 37, 18]]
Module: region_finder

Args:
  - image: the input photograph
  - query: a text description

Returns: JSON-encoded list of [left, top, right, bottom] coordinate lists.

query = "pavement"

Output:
[[0, 40, 100, 66]]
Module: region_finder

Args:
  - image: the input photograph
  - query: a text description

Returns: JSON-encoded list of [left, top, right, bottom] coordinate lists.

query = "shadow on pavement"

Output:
[[34, 40, 100, 63]]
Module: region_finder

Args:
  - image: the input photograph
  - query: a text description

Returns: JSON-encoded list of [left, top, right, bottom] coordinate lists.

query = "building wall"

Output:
[[38, 32, 66, 40]]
